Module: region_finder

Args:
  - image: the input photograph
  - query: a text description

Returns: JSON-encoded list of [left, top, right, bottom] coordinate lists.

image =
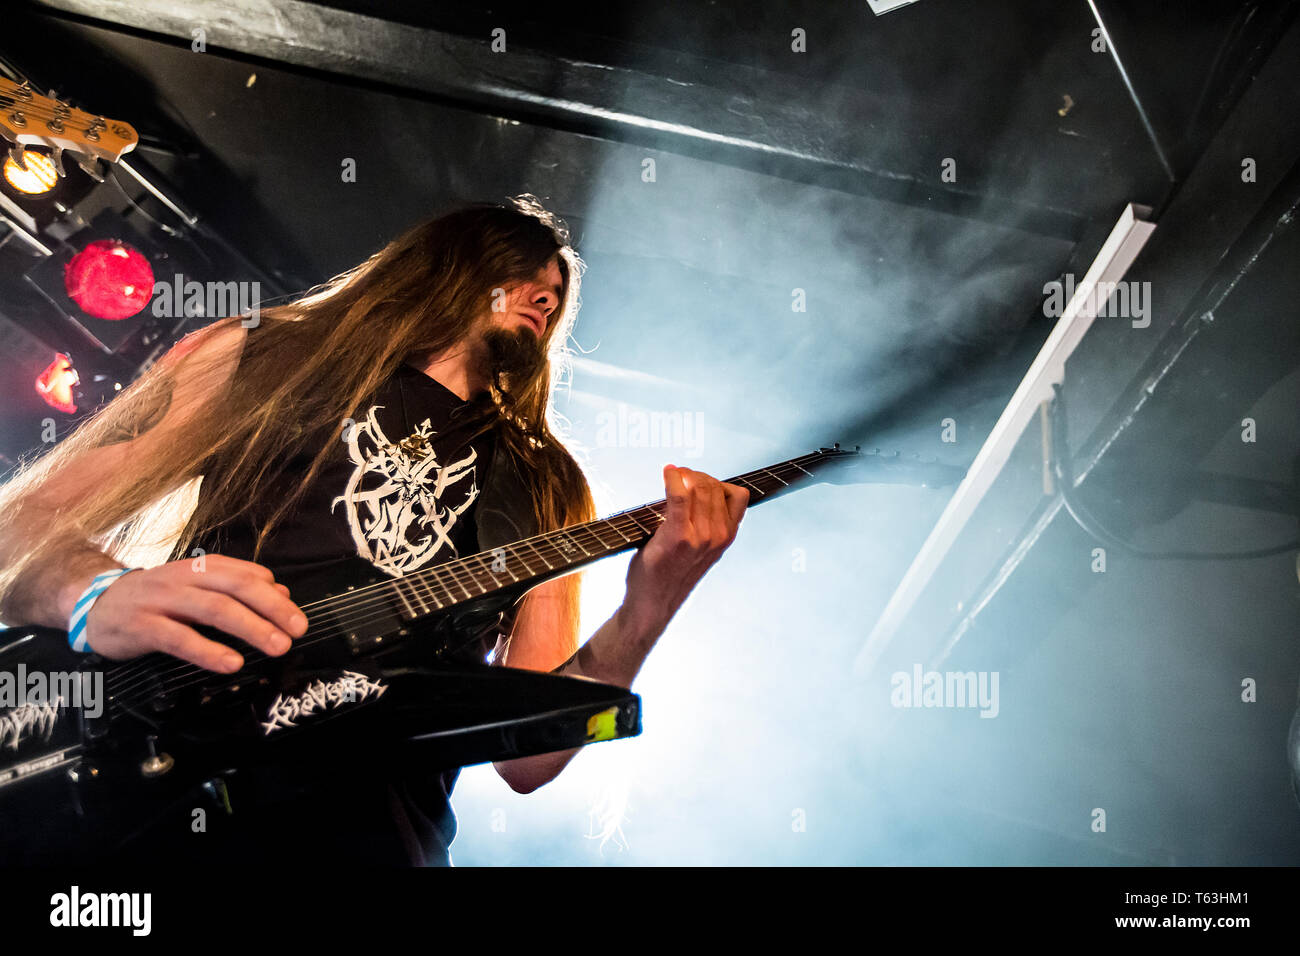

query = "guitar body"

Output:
[[0, 558, 640, 863]]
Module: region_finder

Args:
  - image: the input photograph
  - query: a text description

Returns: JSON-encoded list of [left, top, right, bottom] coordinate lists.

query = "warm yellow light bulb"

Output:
[[3, 150, 59, 195]]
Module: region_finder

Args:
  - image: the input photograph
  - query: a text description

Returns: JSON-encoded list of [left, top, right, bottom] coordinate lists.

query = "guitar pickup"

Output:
[[198, 675, 270, 707], [343, 629, 408, 655], [328, 593, 407, 656]]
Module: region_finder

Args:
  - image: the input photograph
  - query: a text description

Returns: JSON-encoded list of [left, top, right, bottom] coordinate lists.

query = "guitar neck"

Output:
[[355, 449, 839, 619]]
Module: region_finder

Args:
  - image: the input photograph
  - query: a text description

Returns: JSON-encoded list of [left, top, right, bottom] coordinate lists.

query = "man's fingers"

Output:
[[199, 553, 277, 581], [179, 563, 307, 638], [696, 472, 730, 547], [166, 587, 294, 657], [663, 464, 692, 531], [723, 482, 750, 531], [148, 616, 244, 673]]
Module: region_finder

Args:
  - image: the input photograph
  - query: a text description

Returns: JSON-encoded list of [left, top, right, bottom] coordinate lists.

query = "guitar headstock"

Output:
[[815, 442, 862, 461], [810, 442, 965, 489], [0, 78, 138, 177]]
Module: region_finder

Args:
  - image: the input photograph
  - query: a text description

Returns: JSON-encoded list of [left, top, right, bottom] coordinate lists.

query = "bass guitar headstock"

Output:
[[0, 77, 138, 179]]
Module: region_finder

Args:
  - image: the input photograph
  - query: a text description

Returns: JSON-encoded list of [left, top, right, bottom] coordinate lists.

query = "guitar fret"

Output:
[[444, 562, 474, 600], [763, 469, 788, 486], [624, 511, 654, 535], [468, 555, 492, 594], [412, 576, 437, 613], [426, 569, 457, 607], [389, 579, 418, 617], [509, 543, 536, 577], [398, 576, 429, 615], [605, 520, 634, 543], [735, 476, 761, 493], [524, 538, 555, 570], [610, 516, 642, 539], [487, 548, 519, 584], [557, 530, 592, 558]]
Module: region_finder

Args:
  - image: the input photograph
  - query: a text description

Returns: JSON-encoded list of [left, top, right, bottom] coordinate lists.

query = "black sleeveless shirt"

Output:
[[149, 360, 537, 867]]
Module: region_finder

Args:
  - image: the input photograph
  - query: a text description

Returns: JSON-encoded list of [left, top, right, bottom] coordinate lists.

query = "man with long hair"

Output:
[[0, 195, 748, 865]]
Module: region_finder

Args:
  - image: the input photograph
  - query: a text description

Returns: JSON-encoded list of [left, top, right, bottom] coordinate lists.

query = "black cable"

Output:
[[1049, 383, 1299, 561]]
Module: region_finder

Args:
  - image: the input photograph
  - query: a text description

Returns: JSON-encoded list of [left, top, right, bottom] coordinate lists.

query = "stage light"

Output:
[[35, 352, 79, 415], [3, 149, 59, 195], [62, 239, 155, 320]]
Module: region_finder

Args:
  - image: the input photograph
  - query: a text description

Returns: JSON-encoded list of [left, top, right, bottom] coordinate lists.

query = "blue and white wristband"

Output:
[[68, 568, 139, 653]]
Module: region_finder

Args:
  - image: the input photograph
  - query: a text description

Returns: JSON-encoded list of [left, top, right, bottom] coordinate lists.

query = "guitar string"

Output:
[[101, 455, 828, 702], [0, 92, 121, 126], [102, 456, 830, 705], [100, 455, 825, 699]]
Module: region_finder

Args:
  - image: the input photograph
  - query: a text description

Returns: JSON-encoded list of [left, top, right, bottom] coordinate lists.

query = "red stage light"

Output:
[[63, 239, 155, 320], [35, 352, 79, 414]]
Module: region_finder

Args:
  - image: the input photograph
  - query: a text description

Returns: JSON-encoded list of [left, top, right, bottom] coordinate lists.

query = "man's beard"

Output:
[[481, 324, 546, 389]]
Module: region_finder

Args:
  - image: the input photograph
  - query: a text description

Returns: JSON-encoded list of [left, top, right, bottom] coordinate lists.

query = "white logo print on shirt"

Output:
[[332, 403, 479, 577]]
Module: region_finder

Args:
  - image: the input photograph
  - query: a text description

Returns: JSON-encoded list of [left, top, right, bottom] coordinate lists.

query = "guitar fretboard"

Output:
[[362, 449, 832, 619]]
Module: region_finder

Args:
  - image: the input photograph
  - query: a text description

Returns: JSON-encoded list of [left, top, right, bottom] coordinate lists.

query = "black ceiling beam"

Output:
[[28, 0, 1089, 240]]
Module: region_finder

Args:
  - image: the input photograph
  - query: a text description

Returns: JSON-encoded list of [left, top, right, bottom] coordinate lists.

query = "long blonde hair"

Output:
[[0, 195, 595, 651]]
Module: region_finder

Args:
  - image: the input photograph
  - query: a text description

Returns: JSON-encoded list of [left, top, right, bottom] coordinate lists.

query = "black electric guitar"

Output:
[[0, 445, 960, 860]]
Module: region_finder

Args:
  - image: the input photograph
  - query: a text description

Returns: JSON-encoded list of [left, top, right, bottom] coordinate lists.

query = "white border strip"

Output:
[[853, 203, 1156, 677]]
